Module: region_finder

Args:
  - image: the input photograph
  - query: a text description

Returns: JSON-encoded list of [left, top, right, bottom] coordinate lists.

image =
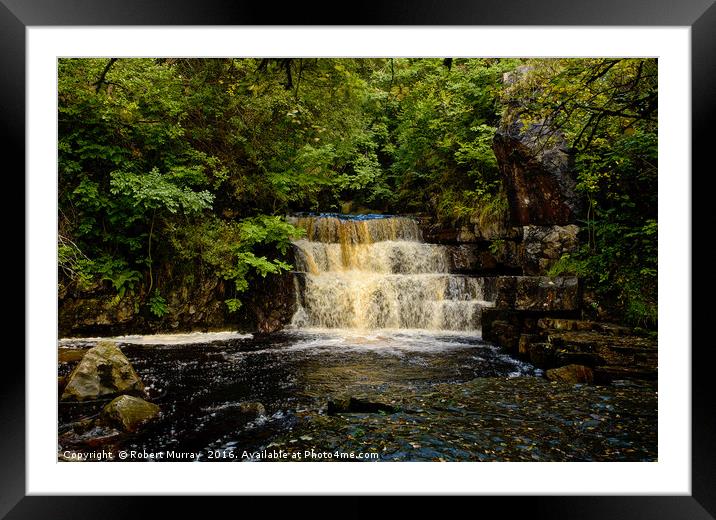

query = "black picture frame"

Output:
[[5, 0, 712, 516]]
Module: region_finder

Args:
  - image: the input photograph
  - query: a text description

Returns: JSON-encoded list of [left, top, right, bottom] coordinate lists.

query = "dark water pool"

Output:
[[58, 329, 657, 462]]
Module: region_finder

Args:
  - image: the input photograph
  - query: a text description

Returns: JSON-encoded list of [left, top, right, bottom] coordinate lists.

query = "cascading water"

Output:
[[288, 214, 494, 331]]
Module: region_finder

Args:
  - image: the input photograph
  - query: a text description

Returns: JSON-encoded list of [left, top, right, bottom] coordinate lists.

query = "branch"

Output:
[[93, 58, 118, 93]]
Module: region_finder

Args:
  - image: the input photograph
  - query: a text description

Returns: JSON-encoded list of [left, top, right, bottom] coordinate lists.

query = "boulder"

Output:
[[488, 320, 521, 354], [527, 342, 555, 367], [101, 395, 160, 432], [493, 119, 582, 226], [545, 364, 594, 385], [61, 341, 145, 401]]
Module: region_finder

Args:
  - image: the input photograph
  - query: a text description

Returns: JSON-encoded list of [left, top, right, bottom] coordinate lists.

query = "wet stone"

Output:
[[101, 395, 161, 432], [327, 398, 398, 415]]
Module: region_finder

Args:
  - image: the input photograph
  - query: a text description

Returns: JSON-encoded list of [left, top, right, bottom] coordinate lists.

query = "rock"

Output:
[[593, 365, 658, 384], [518, 334, 538, 356], [494, 277, 518, 309], [327, 397, 397, 415], [495, 276, 580, 312], [490, 240, 522, 269], [546, 364, 594, 384], [521, 225, 579, 275], [58, 348, 88, 363], [70, 416, 96, 434], [481, 309, 512, 341], [443, 245, 480, 273], [245, 272, 297, 333], [442, 245, 520, 275], [595, 323, 633, 336], [61, 341, 145, 401], [548, 331, 656, 369], [457, 226, 478, 243], [538, 318, 597, 331], [488, 320, 520, 354], [101, 395, 161, 432], [58, 273, 231, 337], [237, 401, 266, 416], [527, 342, 555, 367], [493, 120, 582, 226], [58, 292, 139, 336]]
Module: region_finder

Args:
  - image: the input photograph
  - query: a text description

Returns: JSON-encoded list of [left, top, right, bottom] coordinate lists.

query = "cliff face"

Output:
[[492, 66, 583, 227], [492, 121, 582, 226]]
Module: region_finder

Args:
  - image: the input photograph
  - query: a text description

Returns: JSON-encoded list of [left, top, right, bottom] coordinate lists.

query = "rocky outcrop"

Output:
[[59, 265, 298, 337], [483, 315, 657, 383], [419, 217, 580, 277], [101, 395, 161, 432], [61, 341, 145, 401], [492, 68, 583, 227], [59, 274, 230, 337]]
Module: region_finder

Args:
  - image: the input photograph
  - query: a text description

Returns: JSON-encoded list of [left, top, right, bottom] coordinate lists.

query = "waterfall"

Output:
[[288, 215, 494, 331]]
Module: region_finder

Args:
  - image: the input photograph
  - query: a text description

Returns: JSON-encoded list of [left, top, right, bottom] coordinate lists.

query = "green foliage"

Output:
[[57, 235, 95, 291], [488, 239, 506, 256], [222, 216, 300, 302], [521, 58, 658, 327], [224, 298, 243, 313], [109, 168, 214, 214], [368, 58, 517, 220], [147, 291, 169, 317], [94, 257, 142, 299], [167, 215, 303, 311]]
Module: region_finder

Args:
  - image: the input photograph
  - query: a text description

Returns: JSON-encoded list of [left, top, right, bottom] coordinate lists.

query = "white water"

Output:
[[288, 215, 494, 331], [58, 330, 253, 347]]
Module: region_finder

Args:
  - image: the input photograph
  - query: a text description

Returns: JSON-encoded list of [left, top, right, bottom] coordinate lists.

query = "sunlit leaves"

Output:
[[110, 168, 214, 214]]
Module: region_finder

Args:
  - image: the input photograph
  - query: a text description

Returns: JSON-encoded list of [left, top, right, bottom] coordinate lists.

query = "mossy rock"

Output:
[[61, 341, 145, 401], [101, 395, 160, 432]]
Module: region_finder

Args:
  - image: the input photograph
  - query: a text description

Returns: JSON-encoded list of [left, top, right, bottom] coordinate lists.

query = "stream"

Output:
[[58, 329, 657, 462]]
